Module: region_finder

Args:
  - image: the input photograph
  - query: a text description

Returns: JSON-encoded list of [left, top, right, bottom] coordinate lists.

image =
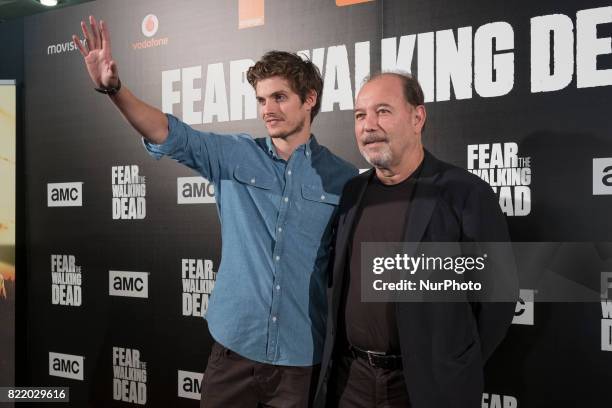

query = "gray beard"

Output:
[[360, 145, 393, 168]]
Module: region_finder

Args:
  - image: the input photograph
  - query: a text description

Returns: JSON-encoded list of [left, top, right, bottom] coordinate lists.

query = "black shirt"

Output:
[[341, 168, 420, 353]]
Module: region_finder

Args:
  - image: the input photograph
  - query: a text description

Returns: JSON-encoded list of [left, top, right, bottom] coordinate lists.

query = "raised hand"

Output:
[[72, 15, 118, 89], [71, 16, 168, 142]]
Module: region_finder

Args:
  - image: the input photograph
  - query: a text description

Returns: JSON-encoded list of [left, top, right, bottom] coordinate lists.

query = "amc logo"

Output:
[[177, 177, 215, 204], [49, 352, 84, 380], [47, 182, 83, 207], [109, 271, 149, 298], [512, 289, 535, 326], [593, 158, 612, 195], [177, 370, 203, 400]]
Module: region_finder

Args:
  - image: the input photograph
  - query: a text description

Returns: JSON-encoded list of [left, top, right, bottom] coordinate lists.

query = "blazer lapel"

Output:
[[397, 150, 442, 346], [402, 150, 441, 243], [331, 169, 372, 312]]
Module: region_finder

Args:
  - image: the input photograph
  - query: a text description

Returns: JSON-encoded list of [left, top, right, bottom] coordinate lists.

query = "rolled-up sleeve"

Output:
[[143, 113, 242, 184], [142, 114, 182, 160]]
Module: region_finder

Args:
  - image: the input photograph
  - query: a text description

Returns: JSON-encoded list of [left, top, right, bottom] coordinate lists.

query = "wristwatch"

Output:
[[94, 78, 121, 96]]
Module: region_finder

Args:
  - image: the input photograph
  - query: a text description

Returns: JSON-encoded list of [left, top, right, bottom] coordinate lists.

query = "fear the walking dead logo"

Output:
[[112, 165, 146, 220], [162, 6, 612, 124], [113, 347, 147, 405], [602, 300, 612, 352], [51, 254, 82, 307], [482, 393, 518, 408], [182, 258, 216, 317], [468, 143, 531, 216]]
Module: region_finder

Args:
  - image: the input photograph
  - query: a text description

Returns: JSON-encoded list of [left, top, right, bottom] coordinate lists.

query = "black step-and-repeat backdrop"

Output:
[[24, 0, 612, 406]]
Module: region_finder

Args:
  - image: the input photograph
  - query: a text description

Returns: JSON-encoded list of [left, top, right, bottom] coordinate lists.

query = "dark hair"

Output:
[[364, 71, 427, 131], [247, 51, 323, 123], [366, 71, 425, 107]]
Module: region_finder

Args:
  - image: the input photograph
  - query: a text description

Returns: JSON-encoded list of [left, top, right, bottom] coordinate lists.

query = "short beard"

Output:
[[360, 146, 393, 168], [359, 134, 393, 168], [269, 118, 305, 140]]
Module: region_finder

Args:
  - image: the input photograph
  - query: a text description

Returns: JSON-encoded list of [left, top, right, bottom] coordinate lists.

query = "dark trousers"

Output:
[[327, 351, 411, 408], [200, 342, 320, 408]]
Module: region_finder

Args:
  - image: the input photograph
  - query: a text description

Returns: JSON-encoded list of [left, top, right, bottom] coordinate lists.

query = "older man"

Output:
[[314, 72, 518, 408]]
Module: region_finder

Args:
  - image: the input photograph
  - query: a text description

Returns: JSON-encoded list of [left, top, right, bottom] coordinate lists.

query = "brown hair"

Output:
[[247, 51, 324, 123]]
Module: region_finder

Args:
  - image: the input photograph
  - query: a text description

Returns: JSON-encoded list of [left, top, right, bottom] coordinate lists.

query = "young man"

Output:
[[314, 72, 518, 408], [73, 16, 356, 407]]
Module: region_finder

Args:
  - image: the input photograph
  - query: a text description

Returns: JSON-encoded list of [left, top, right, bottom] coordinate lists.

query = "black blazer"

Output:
[[314, 150, 518, 408]]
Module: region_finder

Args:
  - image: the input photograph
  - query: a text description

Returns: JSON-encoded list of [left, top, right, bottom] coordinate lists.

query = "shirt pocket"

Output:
[[298, 184, 341, 242], [233, 164, 275, 190]]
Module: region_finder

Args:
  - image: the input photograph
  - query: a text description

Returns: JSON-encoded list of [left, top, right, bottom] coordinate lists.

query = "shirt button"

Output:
[[287, 170, 292, 176], [250, 178, 256, 184], [284, 197, 289, 202], [276, 285, 281, 290], [278, 227, 282, 233], [306, 151, 310, 156], [275, 256, 280, 261], [272, 316, 277, 322], [321, 194, 326, 200]]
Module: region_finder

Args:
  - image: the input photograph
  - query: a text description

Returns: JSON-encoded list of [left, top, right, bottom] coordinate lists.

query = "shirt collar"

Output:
[[265, 135, 320, 159]]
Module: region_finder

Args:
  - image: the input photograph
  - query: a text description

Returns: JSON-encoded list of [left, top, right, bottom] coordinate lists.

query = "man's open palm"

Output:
[[72, 15, 118, 89]]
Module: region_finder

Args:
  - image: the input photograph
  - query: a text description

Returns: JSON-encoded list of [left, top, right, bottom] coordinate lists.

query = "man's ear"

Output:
[[414, 105, 427, 132], [304, 89, 317, 110]]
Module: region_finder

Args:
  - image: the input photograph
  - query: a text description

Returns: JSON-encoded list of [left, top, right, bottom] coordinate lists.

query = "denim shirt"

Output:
[[144, 114, 357, 366]]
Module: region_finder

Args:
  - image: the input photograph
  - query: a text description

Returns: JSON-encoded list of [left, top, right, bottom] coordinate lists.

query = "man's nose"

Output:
[[262, 99, 277, 116], [363, 112, 378, 132]]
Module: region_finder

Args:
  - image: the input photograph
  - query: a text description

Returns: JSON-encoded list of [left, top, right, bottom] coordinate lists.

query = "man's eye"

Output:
[[276, 95, 286, 101], [377, 108, 390, 114], [355, 113, 365, 120], [257, 99, 265, 105]]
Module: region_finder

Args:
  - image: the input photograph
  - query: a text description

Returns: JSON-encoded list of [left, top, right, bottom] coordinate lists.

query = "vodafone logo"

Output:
[[132, 14, 168, 50], [141, 14, 159, 37]]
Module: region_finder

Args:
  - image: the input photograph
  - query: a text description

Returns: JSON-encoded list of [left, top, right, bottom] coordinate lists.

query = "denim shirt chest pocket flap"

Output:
[[233, 164, 275, 191], [299, 184, 340, 237]]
